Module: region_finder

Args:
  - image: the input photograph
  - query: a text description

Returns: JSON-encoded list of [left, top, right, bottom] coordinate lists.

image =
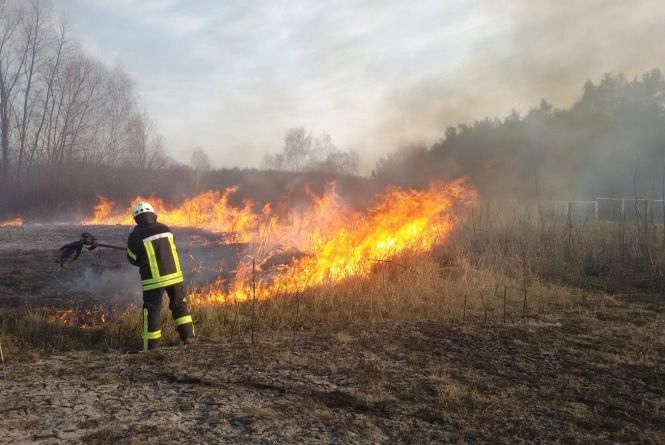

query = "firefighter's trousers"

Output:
[[142, 282, 194, 350]]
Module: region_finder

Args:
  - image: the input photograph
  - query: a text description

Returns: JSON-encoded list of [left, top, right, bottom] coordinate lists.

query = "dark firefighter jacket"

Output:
[[127, 215, 184, 291]]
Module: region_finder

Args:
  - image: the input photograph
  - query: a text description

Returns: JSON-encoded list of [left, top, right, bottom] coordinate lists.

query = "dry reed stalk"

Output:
[[231, 296, 240, 341], [522, 251, 528, 320], [0, 338, 5, 379], [480, 292, 487, 324], [503, 286, 507, 324], [251, 257, 256, 346]]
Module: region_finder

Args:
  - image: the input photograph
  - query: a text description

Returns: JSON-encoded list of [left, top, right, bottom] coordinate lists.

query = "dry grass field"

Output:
[[0, 218, 664, 444]]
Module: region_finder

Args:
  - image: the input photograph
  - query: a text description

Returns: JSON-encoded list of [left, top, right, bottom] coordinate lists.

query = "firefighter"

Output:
[[126, 201, 194, 350]]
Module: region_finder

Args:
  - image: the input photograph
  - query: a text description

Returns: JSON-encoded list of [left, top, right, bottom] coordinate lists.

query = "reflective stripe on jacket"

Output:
[[127, 220, 184, 291]]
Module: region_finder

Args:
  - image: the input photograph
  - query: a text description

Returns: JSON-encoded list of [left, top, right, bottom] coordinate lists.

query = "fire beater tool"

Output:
[[57, 232, 125, 267]]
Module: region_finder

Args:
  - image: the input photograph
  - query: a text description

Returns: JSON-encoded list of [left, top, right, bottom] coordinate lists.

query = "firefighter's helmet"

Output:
[[132, 201, 155, 218]]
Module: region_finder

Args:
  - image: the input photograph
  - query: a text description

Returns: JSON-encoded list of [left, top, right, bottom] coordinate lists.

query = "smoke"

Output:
[[68, 266, 142, 302], [56, 229, 250, 302], [372, 0, 665, 155], [53, 1, 663, 172]]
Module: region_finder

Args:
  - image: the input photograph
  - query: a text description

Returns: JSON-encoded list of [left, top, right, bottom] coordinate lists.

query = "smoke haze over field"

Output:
[[56, 0, 665, 170]]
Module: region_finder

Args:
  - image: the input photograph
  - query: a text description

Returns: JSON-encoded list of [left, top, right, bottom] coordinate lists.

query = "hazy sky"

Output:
[[56, 0, 665, 171]]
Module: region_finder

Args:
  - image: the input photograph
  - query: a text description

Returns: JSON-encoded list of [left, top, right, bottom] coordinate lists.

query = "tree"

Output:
[[191, 146, 210, 191], [320, 150, 359, 175], [0, 0, 167, 193], [0, 0, 27, 184], [126, 111, 166, 170], [373, 68, 665, 198], [14, 0, 46, 181], [262, 151, 285, 170], [191, 146, 210, 172], [283, 127, 311, 172], [263, 127, 359, 175]]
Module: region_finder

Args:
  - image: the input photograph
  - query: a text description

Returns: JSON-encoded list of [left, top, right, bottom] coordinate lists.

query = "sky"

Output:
[[56, 0, 665, 171]]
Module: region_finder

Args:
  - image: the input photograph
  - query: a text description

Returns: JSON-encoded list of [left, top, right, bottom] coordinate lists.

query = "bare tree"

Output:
[[283, 127, 311, 172], [0, 0, 168, 196], [191, 146, 210, 191], [126, 110, 166, 170], [262, 151, 285, 170], [191, 146, 210, 171], [0, 0, 27, 183], [263, 127, 358, 175], [310, 132, 336, 165], [14, 0, 46, 181], [97, 64, 133, 167], [24, 21, 66, 176], [320, 150, 359, 175]]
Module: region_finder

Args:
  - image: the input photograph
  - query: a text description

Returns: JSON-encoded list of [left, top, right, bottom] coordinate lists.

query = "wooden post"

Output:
[[567, 201, 573, 227], [567, 201, 573, 249], [594, 199, 599, 223], [463, 295, 467, 323]]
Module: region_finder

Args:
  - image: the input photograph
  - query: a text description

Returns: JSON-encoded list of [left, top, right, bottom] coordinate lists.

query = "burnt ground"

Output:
[[0, 226, 664, 444], [0, 224, 245, 309]]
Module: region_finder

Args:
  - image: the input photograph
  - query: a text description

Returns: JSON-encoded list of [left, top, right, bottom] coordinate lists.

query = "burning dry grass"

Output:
[[81, 179, 478, 306], [0, 217, 23, 227], [1, 206, 663, 358], [0, 248, 605, 357], [1, 193, 663, 354], [83, 189, 263, 243]]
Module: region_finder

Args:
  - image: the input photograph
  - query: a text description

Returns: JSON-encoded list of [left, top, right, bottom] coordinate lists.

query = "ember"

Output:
[[0, 217, 23, 227], [48, 307, 107, 329]]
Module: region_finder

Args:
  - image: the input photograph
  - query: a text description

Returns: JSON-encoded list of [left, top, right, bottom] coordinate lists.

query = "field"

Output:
[[0, 220, 664, 444]]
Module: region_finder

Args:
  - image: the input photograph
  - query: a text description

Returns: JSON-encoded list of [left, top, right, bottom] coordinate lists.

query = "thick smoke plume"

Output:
[[375, 0, 665, 152]]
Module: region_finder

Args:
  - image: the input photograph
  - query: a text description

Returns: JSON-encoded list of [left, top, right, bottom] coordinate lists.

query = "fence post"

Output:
[[594, 199, 599, 223]]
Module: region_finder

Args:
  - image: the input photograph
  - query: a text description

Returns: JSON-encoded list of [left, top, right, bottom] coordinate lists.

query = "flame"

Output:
[[188, 179, 476, 305], [82, 180, 475, 306], [0, 217, 23, 227], [83, 188, 267, 243], [47, 307, 107, 329]]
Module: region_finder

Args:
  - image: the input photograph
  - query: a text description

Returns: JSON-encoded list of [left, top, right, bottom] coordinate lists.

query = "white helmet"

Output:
[[132, 201, 155, 218]]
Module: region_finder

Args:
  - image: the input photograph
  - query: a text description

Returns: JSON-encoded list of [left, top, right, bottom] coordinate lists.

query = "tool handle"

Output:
[[95, 243, 126, 251]]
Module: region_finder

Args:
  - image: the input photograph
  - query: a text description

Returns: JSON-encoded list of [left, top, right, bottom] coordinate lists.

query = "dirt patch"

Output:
[[1, 304, 664, 444]]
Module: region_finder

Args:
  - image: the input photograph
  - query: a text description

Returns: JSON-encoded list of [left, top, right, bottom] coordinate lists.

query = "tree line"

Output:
[[0, 0, 165, 190], [262, 127, 359, 175], [373, 69, 665, 199]]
